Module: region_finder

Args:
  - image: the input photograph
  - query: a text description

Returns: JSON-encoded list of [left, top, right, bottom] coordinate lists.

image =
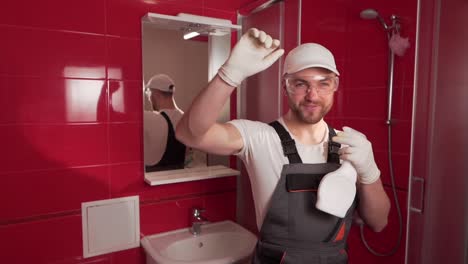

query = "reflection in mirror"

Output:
[[141, 13, 238, 179], [144, 74, 191, 172], [142, 26, 208, 172]]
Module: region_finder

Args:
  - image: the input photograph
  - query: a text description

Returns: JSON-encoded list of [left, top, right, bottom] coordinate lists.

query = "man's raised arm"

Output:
[[176, 28, 284, 155]]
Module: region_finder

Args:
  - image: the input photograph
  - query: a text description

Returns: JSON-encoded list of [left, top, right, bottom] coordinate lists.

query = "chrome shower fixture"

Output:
[[357, 7, 404, 258], [360, 9, 400, 33]]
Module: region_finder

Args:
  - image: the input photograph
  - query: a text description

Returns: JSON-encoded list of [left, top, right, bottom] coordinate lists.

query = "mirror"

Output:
[[141, 13, 240, 182]]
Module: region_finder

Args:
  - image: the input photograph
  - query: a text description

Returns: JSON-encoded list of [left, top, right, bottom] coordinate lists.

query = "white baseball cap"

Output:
[[146, 74, 175, 92], [283, 43, 340, 76]]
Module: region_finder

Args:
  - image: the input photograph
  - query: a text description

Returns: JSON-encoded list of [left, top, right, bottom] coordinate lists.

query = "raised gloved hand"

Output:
[[218, 28, 285, 87], [332, 126, 381, 184]]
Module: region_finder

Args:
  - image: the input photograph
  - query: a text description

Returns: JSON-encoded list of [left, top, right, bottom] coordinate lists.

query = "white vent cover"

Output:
[[82, 196, 140, 258]]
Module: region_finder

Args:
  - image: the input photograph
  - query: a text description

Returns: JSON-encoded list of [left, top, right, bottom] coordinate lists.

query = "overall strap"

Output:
[[156, 111, 186, 170], [327, 124, 341, 164], [269, 121, 302, 164], [160, 112, 174, 134], [269, 121, 341, 164]]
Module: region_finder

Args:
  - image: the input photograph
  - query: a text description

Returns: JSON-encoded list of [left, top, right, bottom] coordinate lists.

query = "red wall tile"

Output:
[[0, 25, 106, 79], [1, 124, 108, 173], [0, 215, 83, 263], [347, 187, 407, 264], [202, 8, 237, 22], [390, 120, 412, 154], [202, 176, 237, 193], [343, 88, 387, 119], [326, 89, 346, 119], [300, 5, 348, 61], [204, 191, 237, 222], [140, 198, 204, 235], [398, 85, 415, 122], [395, 52, 416, 87], [0, 76, 108, 124], [0, 166, 109, 220], [0, 0, 252, 263], [109, 163, 147, 199], [0, 0, 106, 33], [109, 80, 143, 123], [390, 84, 406, 121], [205, 0, 252, 12], [111, 248, 145, 264], [109, 123, 143, 163], [345, 55, 388, 89], [107, 37, 142, 81], [374, 151, 410, 190]]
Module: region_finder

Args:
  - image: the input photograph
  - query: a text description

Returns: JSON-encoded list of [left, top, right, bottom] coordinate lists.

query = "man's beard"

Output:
[[288, 98, 333, 124]]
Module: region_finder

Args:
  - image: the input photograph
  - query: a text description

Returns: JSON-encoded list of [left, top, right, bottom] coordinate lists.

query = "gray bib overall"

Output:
[[252, 121, 357, 264]]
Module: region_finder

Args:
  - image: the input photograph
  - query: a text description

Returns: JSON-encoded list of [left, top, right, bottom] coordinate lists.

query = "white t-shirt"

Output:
[[144, 108, 184, 166], [229, 118, 334, 230]]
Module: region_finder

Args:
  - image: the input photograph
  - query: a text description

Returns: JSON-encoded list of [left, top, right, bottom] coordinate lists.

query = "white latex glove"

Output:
[[332, 126, 381, 184], [218, 28, 285, 87]]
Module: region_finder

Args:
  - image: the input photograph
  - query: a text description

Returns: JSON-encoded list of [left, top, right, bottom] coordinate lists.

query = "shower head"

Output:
[[359, 8, 389, 30], [360, 9, 379, 20]]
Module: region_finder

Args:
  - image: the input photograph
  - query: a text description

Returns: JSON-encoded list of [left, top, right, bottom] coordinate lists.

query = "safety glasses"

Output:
[[284, 74, 339, 96]]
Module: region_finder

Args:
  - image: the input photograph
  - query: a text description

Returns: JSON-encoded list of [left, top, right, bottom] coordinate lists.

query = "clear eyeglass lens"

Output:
[[285, 75, 338, 95]]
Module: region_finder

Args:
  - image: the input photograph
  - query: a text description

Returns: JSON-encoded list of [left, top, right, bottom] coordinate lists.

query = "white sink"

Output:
[[141, 220, 257, 264]]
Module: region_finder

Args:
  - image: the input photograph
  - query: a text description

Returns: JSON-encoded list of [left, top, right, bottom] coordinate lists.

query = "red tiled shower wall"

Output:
[[0, 0, 248, 263], [299, 0, 417, 263]]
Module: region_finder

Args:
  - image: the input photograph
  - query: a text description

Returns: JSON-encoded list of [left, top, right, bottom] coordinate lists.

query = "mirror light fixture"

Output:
[[143, 13, 241, 40], [183, 31, 201, 40]]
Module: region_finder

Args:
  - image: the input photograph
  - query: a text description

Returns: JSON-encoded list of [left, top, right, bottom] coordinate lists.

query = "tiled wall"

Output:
[[299, 0, 417, 263], [0, 1, 252, 263]]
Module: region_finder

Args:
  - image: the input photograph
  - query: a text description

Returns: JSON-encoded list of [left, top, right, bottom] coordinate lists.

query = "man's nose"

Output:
[[304, 85, 319, 99]]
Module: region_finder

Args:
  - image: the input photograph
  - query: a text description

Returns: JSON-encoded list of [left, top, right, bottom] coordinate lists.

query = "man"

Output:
[[176, 28, 390, 263], [144, 74, 186, 171]]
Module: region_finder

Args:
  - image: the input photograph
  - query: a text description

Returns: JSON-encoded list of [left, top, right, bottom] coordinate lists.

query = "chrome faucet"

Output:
[[190, 208, 210, 235]]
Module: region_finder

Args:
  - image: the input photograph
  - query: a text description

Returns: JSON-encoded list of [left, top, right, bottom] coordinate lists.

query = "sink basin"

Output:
[[141, 220, 257, 264]]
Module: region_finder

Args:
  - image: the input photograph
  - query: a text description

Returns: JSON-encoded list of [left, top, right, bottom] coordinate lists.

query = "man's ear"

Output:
[[282, 84, 289, 96], [281, 79, 287, 95]]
